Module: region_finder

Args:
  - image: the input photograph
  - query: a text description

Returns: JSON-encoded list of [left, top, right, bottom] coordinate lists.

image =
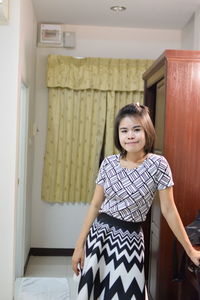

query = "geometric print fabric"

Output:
[[96, 154, 174, 222], [77, 213, 145, 300]]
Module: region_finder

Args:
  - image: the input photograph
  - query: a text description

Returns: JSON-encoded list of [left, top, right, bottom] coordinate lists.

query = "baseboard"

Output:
[[29, 247, 74, 256], [23, 248, 74, 275], [24, 251, 31, 275]]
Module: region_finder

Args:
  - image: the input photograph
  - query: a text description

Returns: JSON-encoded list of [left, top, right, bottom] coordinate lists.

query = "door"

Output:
[[15, 83, 29, 277]]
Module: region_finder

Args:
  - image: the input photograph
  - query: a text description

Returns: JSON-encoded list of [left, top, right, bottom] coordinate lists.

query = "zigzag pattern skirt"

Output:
[[77, 213, 145, 300]]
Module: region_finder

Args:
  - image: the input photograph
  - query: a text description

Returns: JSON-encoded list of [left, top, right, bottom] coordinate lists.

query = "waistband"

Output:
[[97, 212, 142, 232]]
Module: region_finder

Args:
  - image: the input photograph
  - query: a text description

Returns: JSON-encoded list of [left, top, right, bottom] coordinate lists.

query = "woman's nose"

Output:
[[128, 131, 134, 139]]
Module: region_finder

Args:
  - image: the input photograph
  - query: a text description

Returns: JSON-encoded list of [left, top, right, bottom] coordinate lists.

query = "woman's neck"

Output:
[[120, 151, 149, 170], [125, 152, 147, 163]]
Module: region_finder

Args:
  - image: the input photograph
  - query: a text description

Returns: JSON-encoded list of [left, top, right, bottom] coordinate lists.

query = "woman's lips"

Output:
[[126, 141, 138, 145]]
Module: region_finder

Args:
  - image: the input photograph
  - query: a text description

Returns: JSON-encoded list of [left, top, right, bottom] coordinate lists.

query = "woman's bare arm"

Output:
[[72, 184, 104, 275], [159, 187, 200, 266]]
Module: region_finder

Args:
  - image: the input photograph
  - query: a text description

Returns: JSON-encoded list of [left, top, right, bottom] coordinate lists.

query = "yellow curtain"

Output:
[[42, 88, 107, 203], [42, 55, 154, 203], [47, 55, 153, 92]]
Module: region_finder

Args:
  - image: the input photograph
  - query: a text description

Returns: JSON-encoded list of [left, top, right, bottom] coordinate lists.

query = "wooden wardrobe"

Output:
[[143, 50, 200, 300]]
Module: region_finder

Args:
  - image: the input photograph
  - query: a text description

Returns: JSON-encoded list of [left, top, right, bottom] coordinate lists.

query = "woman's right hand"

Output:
[[72, 246, 85, 276], [71, 185, 104, 276]]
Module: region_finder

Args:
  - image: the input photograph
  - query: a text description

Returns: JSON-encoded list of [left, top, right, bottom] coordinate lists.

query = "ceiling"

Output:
[[31, 0, 200, 30]]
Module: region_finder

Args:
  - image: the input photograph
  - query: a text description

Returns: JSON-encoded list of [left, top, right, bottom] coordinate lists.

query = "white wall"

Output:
[[60, 25, 181, 59], [0, 0, 21, 298], [194, 9, 200, 49], [181, 9, 200, 50], [0, 0, 36, 298], [181, 15, 195, 49], [31, 25, 181, 249]]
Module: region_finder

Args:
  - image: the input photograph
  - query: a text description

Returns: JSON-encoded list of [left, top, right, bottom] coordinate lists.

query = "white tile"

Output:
[[24, 256, 78, 299]]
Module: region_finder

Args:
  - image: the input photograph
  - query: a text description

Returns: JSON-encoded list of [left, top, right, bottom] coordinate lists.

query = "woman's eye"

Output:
[[121, 130, 127, 133], [134, 128, 141, 132]]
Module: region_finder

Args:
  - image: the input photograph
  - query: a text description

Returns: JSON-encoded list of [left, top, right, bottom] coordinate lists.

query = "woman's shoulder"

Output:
[[148, 153, 170, 166], [106, 153, 119, 160], [101, 154, 119, 166]]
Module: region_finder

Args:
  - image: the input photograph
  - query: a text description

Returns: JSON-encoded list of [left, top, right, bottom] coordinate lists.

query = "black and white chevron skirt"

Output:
[[77, 213, 145, 300]]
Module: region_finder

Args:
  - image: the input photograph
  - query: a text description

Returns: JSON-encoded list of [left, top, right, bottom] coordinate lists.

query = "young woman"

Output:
[[72, 103, 200, 300]]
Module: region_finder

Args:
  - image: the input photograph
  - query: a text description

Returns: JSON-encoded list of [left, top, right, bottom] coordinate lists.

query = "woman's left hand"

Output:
[[188, 248, 200, 267]]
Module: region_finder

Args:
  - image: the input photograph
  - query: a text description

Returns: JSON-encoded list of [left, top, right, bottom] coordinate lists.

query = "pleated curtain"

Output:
[[42, 55, 153, 203]]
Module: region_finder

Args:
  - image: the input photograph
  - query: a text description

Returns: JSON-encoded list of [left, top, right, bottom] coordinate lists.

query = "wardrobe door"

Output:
[[148, 79, 166, 300]]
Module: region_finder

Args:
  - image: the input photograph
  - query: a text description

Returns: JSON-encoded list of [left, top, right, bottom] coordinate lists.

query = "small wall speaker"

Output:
[[63, 31, 76, 48]]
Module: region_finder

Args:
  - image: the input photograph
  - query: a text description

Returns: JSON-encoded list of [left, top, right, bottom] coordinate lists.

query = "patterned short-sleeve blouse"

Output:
[[96, 153, 174, 222]]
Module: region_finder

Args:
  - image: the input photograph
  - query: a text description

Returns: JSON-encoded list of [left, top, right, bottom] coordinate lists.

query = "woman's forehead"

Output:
[[119, 115, 142, 127]]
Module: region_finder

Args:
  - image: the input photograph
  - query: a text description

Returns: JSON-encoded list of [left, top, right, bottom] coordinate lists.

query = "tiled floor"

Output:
[[25, 256, 78, 299], [24, 256, 149, 299]]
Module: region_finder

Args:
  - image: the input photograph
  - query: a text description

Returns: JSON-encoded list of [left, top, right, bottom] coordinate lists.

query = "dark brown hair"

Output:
[[114, 103, 156, 156]]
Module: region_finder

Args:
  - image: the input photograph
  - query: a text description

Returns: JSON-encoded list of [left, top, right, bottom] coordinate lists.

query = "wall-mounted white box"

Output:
[[39, 24, 63, 46], [0, 0, 9, 24]]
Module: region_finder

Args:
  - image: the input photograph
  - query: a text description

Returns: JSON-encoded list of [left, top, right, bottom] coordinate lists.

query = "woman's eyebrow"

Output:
[[119, 127, 127, 130], [119, 125, 142, 130]]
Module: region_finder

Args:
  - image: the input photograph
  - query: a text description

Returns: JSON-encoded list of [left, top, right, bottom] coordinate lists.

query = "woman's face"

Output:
[[118, 115, 146, 155]]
